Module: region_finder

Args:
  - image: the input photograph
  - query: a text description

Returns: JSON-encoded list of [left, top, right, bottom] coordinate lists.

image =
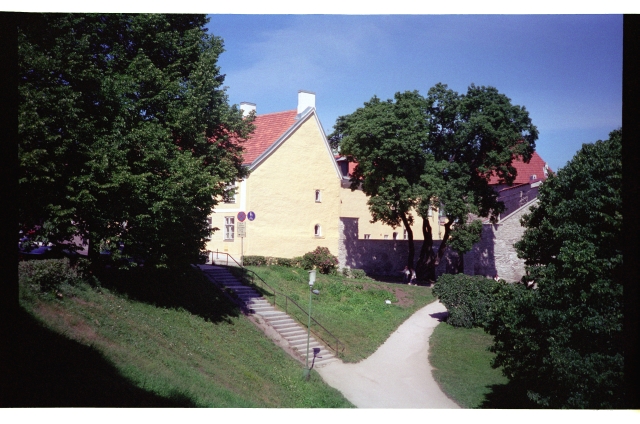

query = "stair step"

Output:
[[279, 328, 306, 336], [272, 325, 299, 333]]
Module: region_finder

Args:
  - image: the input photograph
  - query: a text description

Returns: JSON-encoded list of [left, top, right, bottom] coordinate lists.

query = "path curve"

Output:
[[316, 300, 460, 408]]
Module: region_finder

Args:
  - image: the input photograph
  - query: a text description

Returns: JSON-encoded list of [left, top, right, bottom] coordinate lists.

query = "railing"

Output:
[[203, 251, 345, 357]]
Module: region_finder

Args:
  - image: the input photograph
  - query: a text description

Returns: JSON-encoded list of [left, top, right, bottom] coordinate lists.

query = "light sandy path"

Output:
[[316, 300, 460, 408]]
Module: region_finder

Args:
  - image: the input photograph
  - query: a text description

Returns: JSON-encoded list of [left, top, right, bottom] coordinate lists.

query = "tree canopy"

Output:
[[18, 14, 253, 268], [486, 129, 623, 408], [330, 84, 537, 278]]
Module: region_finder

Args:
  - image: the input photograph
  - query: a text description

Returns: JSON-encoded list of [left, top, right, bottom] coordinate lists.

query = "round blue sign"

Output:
[[237, 211, 246, 222], [247, 211, 256, 221]]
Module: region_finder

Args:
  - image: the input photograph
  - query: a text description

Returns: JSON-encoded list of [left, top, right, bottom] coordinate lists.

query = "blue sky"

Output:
[[205, 14, 622, 172]]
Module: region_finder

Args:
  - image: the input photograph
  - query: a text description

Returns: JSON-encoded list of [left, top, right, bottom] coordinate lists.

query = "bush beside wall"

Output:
[[432, 274, 501, 328]]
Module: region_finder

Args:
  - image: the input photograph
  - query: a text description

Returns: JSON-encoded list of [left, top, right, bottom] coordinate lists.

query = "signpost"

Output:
[[237, 221, 246, 237], [236, 211, 252, 266]]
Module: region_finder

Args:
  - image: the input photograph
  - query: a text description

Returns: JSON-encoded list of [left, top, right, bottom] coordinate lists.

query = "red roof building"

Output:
[[241, 110, 298, 165]]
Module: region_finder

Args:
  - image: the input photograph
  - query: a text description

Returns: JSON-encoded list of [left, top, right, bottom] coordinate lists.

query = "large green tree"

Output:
[[18, 14, 253, 268], [331, 84, 537, 279], [485, 129, 623, 408]]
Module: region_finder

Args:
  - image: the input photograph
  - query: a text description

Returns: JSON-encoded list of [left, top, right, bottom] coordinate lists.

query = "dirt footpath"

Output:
[[316, 300, 460, 408]]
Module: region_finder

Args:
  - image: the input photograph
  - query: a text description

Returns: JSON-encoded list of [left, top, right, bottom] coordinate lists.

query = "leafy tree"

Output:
[[486, 129, 623, 408], [19, 14, 253, 268], [331, 84, 537, 279], [330, 91, 429, 268]]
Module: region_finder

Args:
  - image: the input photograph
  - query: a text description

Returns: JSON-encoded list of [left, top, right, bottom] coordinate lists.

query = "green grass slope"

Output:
[[236, 265, 436, 363], [13, 264, 352, 407]]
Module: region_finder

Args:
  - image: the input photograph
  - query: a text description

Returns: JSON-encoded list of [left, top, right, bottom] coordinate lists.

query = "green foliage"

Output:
[[341, 268, 369, 279], [18, 14, 253, 269], [486, 129, 623, 408], [18, 258, 86, 292], [242, 255, 267, 266], [242, 256, 301, 267], [301, 247, 338, 275], [331, 84, 537, 275], [432, 274, 500, 328]]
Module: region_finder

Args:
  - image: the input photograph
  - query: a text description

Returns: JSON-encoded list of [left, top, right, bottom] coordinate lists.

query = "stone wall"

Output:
[[338, 217, 460, 277], [467, 199, 537, 282]]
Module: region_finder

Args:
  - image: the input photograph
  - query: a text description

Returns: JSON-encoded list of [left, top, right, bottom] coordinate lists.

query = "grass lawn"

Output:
[[428, 322, 509, 408], [235, 265, 436, 363], [14, 264, 353, 407]]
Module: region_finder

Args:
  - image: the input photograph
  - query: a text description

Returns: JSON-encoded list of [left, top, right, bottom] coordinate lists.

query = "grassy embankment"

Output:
[[14, 263, 353, 407], [236, 265, 436, 363]]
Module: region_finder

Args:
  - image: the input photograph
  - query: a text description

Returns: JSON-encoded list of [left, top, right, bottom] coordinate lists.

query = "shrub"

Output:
[[242, 256, 267, 266], [341, 268, 368, 279], [432, 274, 500, 328], [301, 247, 338, 275], [272, 257, 297, 267], [242, 256, 301, 267], [18, 258, 85, 292]]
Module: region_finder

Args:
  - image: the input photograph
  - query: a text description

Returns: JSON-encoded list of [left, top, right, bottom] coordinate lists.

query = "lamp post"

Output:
[[305, 269, 318, 380]]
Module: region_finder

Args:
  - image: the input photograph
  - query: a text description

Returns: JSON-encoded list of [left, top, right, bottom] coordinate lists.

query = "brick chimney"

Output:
[[297, 90, 315, 114]]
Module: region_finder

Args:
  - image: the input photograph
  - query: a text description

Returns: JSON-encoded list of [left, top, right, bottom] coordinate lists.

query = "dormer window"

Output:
[[315, 189, 321, 203]]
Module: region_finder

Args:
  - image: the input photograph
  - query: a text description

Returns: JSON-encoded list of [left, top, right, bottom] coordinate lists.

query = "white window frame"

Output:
[[205, 217, 213, 240], [364, 234, 371, 240], [403, 229, 408, 240], [314, 224, 322, 237], [393, 232, 398, 240], [224, 216, 235, 241], [223, 182, 237, 204], [315, 189, 322, 203], [384, 235, 389, 240]]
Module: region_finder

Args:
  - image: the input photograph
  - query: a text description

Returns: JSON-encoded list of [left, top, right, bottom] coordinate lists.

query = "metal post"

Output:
[[305, 269, 316, 380], [305, 285, 312, 380]]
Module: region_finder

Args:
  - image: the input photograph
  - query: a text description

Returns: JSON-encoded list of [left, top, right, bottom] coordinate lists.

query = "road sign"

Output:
[[247, 211, 256, 221], [237, 221, 246, 237], [237, 211, 246, 222]]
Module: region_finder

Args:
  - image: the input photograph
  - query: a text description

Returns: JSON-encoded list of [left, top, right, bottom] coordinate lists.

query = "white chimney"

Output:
[[297, 90, 315, 114], [240, 102, 256, 117]]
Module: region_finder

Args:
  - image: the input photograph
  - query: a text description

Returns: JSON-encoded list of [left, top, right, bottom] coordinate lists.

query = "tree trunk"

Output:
[[435, 221, 453, 267], [457, 251, 464, 274], [416, 217, 436, 282], [400, 213, 415, 269]]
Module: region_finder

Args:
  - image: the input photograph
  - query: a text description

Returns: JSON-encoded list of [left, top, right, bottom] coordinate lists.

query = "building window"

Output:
[[314, 224, 322, 237], [403, 229, 408, 240], [223, 183, 237, 204], [205, 217, 213, 240], [428, 208, 433, 217], [384, 235, 389, 240], [364, 234, 370, 239], [315, 189, 321, 202], [393, 232, 398, 240], [224, 217, 234, 240]]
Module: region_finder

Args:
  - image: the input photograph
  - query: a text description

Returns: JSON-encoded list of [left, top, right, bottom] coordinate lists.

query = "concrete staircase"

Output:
[[199, 265, 338, 367]]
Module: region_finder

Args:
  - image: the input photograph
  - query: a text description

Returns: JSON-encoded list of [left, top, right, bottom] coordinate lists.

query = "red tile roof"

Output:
[[487, 152, 551, 185], [241, 110, 298, 165], [337, 151, 551, 186]]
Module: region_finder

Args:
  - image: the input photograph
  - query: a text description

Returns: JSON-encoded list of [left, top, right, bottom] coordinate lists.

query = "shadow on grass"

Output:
[[95, 266, 241, 325], [429, 311, 449, 322], [5, 307, 197, 407], [479, 380, 539, 409]]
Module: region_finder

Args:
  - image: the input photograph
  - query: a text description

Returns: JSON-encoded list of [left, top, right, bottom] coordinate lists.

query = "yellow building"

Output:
[[205, 90, 444, 266], [206, 91, 343, 263], [336, 157, 445, 241]]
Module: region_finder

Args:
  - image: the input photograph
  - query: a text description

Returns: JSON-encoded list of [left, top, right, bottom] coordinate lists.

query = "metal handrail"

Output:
[[204, 251, 345, 357]]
